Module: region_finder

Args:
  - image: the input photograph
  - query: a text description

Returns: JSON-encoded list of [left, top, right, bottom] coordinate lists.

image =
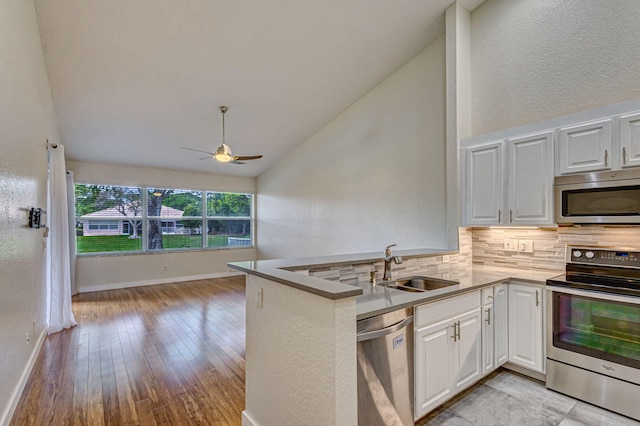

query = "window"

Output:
[[75, 184, 253, 254]]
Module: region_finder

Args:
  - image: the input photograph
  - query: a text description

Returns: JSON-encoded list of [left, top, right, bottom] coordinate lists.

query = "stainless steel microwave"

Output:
[[554, 168, 640, 224]]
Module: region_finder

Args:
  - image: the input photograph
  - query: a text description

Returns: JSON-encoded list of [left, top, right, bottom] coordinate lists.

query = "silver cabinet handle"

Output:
[[623, 147, 628, 165], [535, 290, 539, 307], [605, 149, 609, 167], [509, 209, 513, 223], [488, 295, 494, 299], [498, 210, 502, 223], [485, 307, 491, 325], [456, 321, 461, 340], [451, 323, 457, 342]]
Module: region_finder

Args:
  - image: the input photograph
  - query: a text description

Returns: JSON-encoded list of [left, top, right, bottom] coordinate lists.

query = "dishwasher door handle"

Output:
[[356, 316, 414, 342]]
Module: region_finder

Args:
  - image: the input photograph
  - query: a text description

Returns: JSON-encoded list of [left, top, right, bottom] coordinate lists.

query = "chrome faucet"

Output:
[[383, 244, 403, 281]]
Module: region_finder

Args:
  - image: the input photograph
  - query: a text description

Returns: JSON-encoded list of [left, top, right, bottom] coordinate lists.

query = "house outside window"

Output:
[[75, 184, 253, 254]]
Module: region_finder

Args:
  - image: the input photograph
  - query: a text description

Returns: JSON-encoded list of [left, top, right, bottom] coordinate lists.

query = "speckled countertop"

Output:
[[229, 252, 562, 321]]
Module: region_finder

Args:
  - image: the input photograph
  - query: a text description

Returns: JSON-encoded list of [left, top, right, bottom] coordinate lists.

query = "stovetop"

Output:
[[547, 246, 640, 297]]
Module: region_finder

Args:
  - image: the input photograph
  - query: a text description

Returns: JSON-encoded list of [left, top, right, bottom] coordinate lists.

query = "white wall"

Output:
[[0, 0, 59, 423], [470, 0, 640, 136], [68, 161, 257, 292], [257, 37, 447, 260]]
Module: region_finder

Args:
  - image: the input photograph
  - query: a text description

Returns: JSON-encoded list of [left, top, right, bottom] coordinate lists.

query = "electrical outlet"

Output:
[[504, 239, 518, 252], [257, 287, 263, 308]]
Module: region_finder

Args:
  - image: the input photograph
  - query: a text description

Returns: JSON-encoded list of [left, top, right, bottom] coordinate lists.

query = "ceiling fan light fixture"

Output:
[[215, 152, 233, 162]]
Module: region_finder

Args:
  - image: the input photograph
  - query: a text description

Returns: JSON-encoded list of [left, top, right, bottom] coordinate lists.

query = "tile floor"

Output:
[[418, 370, 640, 425]]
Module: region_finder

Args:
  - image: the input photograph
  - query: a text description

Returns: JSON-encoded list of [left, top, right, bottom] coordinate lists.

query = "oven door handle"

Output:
[[547, 285, 640, 304]]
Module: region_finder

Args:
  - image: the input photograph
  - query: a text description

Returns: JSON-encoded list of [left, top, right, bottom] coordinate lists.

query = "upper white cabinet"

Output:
[[463, 132, 553, 226], [557, 113, 640, 174], [464, 142, 504, 226], [558, 119, 612, 174], [620, 112, 640, 168]]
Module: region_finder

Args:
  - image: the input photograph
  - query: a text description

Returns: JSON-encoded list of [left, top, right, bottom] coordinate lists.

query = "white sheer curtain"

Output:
[[47, 143, 77, 334]]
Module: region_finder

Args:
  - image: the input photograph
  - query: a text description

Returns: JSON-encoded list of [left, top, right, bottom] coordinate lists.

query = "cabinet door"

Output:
[[481, 302, 494, 376], [508, 283, 544, 373], [620, 113, 640, 169], [465, 142, 504, 226], [493, 284, 509, 367], [452, 308, 482, 392], [558, 119, 612, 174], [507, 132, 554, 225], [415, 319, 454, 419]]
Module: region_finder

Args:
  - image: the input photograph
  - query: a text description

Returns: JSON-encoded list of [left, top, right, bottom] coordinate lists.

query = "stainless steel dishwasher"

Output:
[[357, 306, 414, 426]]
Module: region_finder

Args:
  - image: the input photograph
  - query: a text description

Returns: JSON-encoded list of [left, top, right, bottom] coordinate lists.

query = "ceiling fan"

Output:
[[182, 106, 263, 164]]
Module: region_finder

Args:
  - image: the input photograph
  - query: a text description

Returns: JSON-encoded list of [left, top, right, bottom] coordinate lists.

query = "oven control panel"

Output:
[[567, 246, 640, 268]]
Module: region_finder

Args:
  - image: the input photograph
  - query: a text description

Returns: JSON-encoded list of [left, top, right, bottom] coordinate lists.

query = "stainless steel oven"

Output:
[[554, 168, 640, 224], [546, 246, 640, 420]]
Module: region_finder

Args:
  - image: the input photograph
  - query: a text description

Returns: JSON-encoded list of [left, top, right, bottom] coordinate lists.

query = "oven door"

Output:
[[547, 286, 640, 385]]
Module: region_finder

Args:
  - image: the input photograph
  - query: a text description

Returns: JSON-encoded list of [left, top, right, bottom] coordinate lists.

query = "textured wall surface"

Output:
[[472, 226, 640, 271], [67, 160, 256, 291], [244, 275, 356, 425], [0, 0, 60, 422], [470, 0, 640, 136], [257, 37, 448, 260]]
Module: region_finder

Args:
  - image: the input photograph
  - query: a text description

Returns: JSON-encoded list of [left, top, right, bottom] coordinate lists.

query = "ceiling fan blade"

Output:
[[198, 156, 212, 160], [234, 155, 263, 161], [181, 146, 215, 155], [230, 161, 246, 165]]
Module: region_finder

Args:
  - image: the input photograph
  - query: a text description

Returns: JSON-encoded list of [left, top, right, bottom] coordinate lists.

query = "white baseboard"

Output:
[[503, 362, 546, 382], [77, 271, 245, 293], [242, 411, 258, 426], [1, 329, 46, 426]]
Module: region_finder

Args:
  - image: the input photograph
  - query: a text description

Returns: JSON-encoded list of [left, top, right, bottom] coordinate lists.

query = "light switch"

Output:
[[518, 240, 534, 253]]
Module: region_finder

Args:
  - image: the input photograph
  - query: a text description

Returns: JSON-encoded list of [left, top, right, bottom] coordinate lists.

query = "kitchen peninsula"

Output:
[[229, 249, 560, 426]]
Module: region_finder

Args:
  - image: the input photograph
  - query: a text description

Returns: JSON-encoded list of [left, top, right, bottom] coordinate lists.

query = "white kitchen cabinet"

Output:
[[464, 141, 504, 226], [481, 283, 508, 377], [481, 296, 494, 376], [415, 292, 481, 419], [507, 132, 554, 225], [493, 284, 509, 367], [620, 112, 640, 169], [558, 119, 612, 174], [508, 282, 544, 373], [463, 132, 553, 226]]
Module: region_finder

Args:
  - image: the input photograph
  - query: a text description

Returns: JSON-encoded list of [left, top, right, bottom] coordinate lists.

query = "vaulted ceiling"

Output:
[[35, 0, 482, 177]]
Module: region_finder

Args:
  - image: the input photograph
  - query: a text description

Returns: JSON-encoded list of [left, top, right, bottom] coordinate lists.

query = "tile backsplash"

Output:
[[302, 226, 640, 284], [471, 225, 640, 272], [306, 228, 473, 284]]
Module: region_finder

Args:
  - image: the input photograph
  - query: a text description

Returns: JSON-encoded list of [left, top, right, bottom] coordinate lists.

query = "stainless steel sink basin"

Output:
[[394, 276, 458, 291], [385, 284, 426, 293]]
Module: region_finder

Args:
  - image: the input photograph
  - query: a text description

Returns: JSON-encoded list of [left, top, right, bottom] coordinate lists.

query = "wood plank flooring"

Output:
[[10, 276, 246, 426]]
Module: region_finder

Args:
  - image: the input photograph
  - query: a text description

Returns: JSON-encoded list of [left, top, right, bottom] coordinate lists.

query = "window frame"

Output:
[[75, 184, 254, 256]]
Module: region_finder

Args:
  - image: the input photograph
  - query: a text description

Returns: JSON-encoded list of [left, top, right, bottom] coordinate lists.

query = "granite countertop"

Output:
[[229, 252, 563, 321]]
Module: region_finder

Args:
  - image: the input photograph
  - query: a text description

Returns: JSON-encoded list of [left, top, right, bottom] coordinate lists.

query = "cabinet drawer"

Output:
[[481, 287, 494, 305], [415, 291, 481, 328]]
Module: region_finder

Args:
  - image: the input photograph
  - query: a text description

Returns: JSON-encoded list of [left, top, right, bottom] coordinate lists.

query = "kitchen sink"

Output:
[[394, 276, 458, 291], [385, 284, 427, 293]]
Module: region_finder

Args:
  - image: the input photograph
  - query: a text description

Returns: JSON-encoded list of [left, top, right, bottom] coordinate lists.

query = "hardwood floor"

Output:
[[10, 276, 246, 426]]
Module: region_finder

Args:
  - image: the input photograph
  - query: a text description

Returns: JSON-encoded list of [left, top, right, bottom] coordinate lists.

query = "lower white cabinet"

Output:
[[481, 283, 508, 376], [415, 292, 481, 420], [493, 284, 509, 367], [508, 282, 545, 373]]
